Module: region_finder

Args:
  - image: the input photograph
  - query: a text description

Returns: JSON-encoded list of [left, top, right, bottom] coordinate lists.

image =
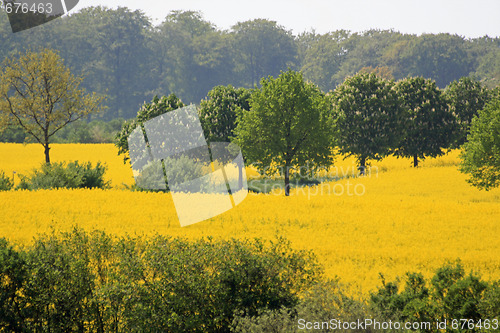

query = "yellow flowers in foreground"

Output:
[[0, 143, 499, 295]]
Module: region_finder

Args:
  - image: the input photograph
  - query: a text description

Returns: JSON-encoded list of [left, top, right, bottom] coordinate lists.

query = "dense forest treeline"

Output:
[[1, 6, 499, 120]]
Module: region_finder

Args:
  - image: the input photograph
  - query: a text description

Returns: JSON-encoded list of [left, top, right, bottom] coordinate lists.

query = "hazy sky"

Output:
[[71, 0, 500, 37]]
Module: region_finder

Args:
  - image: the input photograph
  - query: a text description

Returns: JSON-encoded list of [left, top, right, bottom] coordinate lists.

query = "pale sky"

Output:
[[71, 0, 500, 37]]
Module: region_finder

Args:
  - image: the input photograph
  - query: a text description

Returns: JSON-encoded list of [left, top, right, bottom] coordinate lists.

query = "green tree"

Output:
[[152, 11, 233, 104], [395, 77, 457, 167], [331, 29, 406, 86], [445, 77, 490, 147], [299, 31, 350, 92], [198, 85, 251, 142], [401, 34, 473, 88], [467, 36, 500, 89], [231, 19, 297, 87], [115, 94, 185, 162], [234, 70, 334, 196], [459, 92, 500, 190], [332, 72, 402, 173], [0, 49, 104, 164], [88, 7, 152, 119]]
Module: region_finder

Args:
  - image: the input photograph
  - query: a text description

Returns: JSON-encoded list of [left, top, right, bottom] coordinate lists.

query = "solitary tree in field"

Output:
[[459, 92, 500, 190], [332, 72, 402, 174], [0, 49, 104, 164], [234, 70, 334, 196], [395, 77, 457, 167]]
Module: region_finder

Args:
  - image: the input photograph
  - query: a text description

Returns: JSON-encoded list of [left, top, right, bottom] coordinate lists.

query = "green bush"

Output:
[[0, 238, 28, 331], [232, 280, 370, 333], [16, 161, 110, 190], [132, 154, 209, 192], [2, 230, 499, 333], [370, 261, 496, 332], [0, 229, 320, 333], [0, 170, 13, 191], [480, 282, 500, 319]]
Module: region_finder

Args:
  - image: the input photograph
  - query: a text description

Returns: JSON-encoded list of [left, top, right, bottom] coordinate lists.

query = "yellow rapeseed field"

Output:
[[0, 143, 499, 295]]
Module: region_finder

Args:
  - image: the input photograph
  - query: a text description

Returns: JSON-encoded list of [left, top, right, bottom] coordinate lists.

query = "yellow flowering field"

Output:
[[0, 143, 499, 295], [0, 143, 135, 187]]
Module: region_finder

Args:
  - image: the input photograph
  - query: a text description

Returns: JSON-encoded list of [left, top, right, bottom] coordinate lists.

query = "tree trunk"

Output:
[[44, 144, 50, 164], [238, 165, 243, 190], [284, 162, 290, 196], [413, 154, 419, 167], [358, 156, 366, 176]]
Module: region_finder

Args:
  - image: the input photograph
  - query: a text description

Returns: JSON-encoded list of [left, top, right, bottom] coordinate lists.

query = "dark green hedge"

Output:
[[0, 229, 320, 332]]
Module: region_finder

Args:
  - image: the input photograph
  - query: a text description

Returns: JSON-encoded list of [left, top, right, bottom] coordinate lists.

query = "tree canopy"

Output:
[[395, 77, 457, 167], [115, 94, 185, 162], [459, 92, 500, 190], [445, 77, 490, 147], [234, 70, 334, 196], [332, 72, 402, 173], [0, 49, 104, 163], [1, 7, 498, 120], [198, 85, 251, 143]]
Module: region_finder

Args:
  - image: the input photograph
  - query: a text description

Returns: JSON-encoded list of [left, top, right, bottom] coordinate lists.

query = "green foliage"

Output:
[[370, 272, 438, 324], [480, 282, 500, 319], [0, 48, 105, 164], [0, 124, 27, 143], [153, 10, 236, 104], [0, 229, 320, 333], [199, 85, 251, 142], [232, 19, 298, 87], [0, 170, 13, 191], [0, 119, 125, 144], [400, 34, 473, 88], [2, 8, 498, 119], [115, 94, 185, 162], [2, 228, 500, 332], [232, 280, 370, 333], [459, 94, 500, 190], [234, 70, 334, 196], [132, 155, 207, 192], [445, 77, 490, 147], [68, 6, 152, 120], [53, 118, 125, 144], [332, 72, 403, 171], [394, 77, 457, 167], [470, 37, 500, 89], [0, 238, 28, 332], [16, 161, 110, 190], [299, 31, 350, 92], [370, 261, 492, 331]]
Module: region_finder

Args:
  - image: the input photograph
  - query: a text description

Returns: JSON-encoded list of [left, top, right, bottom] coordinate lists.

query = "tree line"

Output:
[[118, 70, 498, 195], [1, 49, 498, 194], [1, 7, 499, 120]]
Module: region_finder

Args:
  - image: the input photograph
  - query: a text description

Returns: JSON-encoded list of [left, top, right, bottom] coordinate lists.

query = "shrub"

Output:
[[133, 154, 209, 192], [16, 161, 110, 190], [0, 229, 320, 333], [480, 282, 500, 319], [232, 280, 370, 333], [0, 170, 13, 191], [0, 238, 28, 331], [370, 261, 494, 332], [114, 236, 320, 332]]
